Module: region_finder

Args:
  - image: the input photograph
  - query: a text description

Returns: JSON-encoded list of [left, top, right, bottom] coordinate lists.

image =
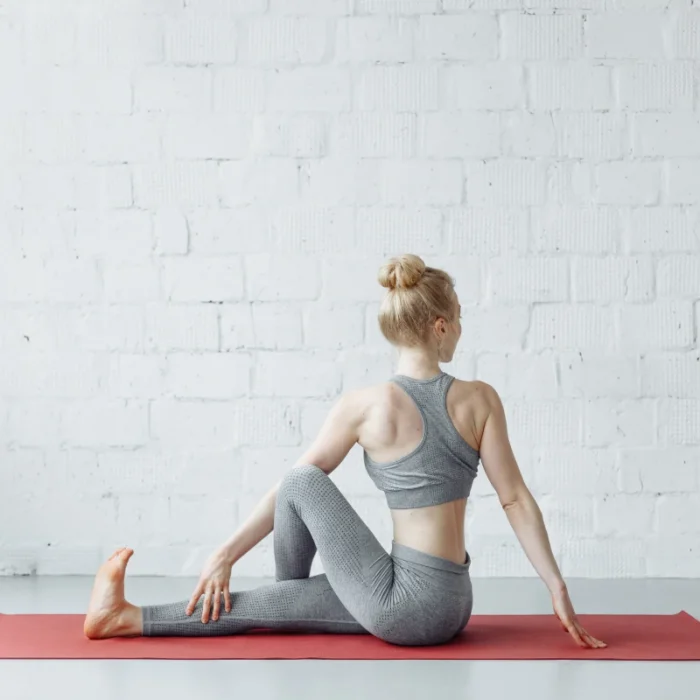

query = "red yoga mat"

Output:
[[1, 612, 699, 661]]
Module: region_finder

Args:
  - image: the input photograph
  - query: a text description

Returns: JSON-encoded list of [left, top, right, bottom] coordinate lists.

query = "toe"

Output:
[[109, 548, 125, 561]]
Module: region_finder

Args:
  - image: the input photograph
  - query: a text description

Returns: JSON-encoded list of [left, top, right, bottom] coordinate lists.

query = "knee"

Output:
[[279, 464, 327, 496]]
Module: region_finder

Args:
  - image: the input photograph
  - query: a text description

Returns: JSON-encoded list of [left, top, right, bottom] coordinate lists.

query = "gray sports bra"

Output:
[[363, 371, 480, 509]]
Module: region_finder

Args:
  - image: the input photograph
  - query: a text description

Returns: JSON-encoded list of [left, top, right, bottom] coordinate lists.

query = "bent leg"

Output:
[[273, 465, 396, 615], [141, 465, 384, 637]]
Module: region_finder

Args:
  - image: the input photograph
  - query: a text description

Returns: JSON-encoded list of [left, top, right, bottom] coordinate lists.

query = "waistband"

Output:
[[391, 541, 471, 575]]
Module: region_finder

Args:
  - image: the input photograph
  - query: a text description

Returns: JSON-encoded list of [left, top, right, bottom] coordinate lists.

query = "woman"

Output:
[[84, 254, 606, 649]]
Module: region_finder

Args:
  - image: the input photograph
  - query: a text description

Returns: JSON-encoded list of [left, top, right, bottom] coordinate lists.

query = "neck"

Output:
[[395, 348, 441, 380]]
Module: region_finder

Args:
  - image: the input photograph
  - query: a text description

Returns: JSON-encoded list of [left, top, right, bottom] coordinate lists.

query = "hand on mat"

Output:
[[186, 548, 233, 623], [552, 588, 607, 649]]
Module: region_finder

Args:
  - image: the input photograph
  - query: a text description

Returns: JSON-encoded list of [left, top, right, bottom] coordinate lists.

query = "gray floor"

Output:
[[1, 575, 699, 700]]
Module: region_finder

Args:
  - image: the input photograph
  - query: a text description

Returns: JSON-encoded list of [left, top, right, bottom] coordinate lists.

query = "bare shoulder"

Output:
[[447, 378, 502, 445], [450, 377, 498, 409], [335, 384, 381, 424]]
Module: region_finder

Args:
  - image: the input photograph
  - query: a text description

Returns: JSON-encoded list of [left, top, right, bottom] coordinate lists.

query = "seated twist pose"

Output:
[[84, 253, 606, 649]]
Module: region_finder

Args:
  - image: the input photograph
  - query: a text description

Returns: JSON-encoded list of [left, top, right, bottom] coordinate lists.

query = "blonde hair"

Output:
[[377, 254, 457, 347]]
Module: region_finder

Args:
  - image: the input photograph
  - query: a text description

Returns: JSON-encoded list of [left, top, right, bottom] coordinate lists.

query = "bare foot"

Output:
[[84, 547, 142, 639]]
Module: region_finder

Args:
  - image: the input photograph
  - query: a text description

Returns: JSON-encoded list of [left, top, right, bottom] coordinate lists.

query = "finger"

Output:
[[568, 624, 586, 648], [202, 587, 213, 623], [590, 637, 607, 649], [224, 588, 232, 614], [581, 629, 600, 648], [579, 624, 606, 649], [186, 583, 203, 616], [212, 587, 221, 621], [580, 630, 597, 648]]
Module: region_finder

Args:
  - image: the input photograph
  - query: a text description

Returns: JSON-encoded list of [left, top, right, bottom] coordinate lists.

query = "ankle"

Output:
[[121, 604, 144, 636]]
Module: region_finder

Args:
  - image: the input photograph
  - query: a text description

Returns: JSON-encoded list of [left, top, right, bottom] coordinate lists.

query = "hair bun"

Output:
[[378, 254, 426, 291]]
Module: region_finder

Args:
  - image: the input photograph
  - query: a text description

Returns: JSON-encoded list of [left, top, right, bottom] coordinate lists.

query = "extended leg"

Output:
[[141, 466, 387, 636]]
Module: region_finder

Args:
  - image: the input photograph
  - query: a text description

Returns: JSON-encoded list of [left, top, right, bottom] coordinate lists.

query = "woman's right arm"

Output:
[[220, 483, 279, 566], [184, 482, 280, 623], [186, 390, 365, 624], [477, 382, 606, 649]]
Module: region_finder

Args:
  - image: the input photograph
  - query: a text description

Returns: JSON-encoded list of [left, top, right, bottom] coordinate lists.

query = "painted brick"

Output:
[[332, 114, 415, 158], [380, 160, 462, 206], [417, 15, 498, 61], [219, 160, 299, 207], [533, 448, 617, 496], [476, 352, 558, 400], [165, 352, 251, 398], [239, 18, 329, 64], [269, 208, 356, 254], [659, 399, 700, 445], [268, 68, 351, 111], [505, 400, 582, 447], [188, 208, 271, 254], [163, 116, 251, 159], [108, 355, 165, 400], [465, 160, 547, 206], [133, 163, 220, 208], [618, 448, 699, 494], [641, 352, 700, 399], [572, 256, 654, 303], [356, 66, 439, 112], [560, 352, 640, 399], [213, 68, 266, 112], [584, 399, 656, 448], [62, 400, 149, 448], [251, 302, 304, 350], [595, 494, 656, 537], [488, 258, 568, 303], [252, 351, 341, 398], [656, 496, 700, 534], [619, 302, 694, 351], [532, 207, 623, 254], [161, 257, 245, 302], [595, 162, 661, 205], [586, 12, 665, 59], [165, 15, 237, 64], [134, 68, 211, 113], [336, 17, 413, 62], [447, 208, 529, 255], [252, 114, 327, 157], [617, 61, 693, 111], [145, 304, 219, 352], [442, 64, 523, 111], [420, 112, 500, 158], [529, 63, 612, 111], [504, 14, 583, 60], [356, 208, 442, 255], [245, 254, 319, 301], [656, 255, 700, 297], [528, 305, 615, 351], [626, 207, 700, 252], [303, 303, 365, 350], [299, 159, 378, 206], [2, 0, 700, 580]]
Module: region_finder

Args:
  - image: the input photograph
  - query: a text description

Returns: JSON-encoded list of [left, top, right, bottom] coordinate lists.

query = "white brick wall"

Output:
[[1, 0, 699, 579]]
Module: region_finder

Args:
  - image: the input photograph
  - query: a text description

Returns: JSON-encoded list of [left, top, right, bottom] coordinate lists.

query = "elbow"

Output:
[[500, 487, 534, 511]]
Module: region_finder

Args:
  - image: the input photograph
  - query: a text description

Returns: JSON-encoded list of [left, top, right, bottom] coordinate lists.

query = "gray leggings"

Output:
[[142, 464, 474, 646]]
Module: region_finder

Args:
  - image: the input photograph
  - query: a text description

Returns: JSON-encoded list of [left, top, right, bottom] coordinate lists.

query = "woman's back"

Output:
[[357, 372, 491, 565]]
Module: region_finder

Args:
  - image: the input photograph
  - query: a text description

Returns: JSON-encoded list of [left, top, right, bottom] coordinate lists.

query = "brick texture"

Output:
[[1, 0, 698, 579]]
